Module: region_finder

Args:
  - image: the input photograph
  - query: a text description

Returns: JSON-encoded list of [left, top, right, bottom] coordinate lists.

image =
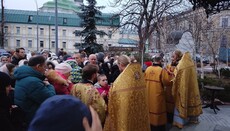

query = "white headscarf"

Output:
[[0, 64, 10, 75], [55, 63, 72, 74]]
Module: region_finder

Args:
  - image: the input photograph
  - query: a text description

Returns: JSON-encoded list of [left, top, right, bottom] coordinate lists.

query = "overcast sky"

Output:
[[4, 0, 118, 13]]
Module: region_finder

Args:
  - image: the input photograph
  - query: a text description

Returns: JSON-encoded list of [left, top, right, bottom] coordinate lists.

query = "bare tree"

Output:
[[154, 8, 209, 78], [204, 18, 230, 72], [109, 0, 185, 64]]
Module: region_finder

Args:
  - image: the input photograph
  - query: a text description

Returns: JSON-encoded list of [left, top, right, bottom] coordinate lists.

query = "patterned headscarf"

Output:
[[65, 60, 82, 84]]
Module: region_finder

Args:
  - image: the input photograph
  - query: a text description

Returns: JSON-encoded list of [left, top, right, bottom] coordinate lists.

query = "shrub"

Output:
[[198, 76, 230, 102], [134, 53, 152, 62], [220, 68, 230, 78]]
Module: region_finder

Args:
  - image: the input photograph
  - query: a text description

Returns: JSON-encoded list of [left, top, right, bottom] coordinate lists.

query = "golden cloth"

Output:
[[104, 63, 150, 131], [162, 65, 176, 113], [145, 66, 167, 126], [71, 83, 107, 123], [172, 52, 202, 119]]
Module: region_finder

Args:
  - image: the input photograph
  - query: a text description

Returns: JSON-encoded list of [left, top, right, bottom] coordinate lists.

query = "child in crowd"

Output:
[[95, 74, 110, 105]]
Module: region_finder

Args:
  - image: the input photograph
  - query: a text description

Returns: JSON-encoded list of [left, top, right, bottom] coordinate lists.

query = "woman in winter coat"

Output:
[[0, 72, 14, 131]]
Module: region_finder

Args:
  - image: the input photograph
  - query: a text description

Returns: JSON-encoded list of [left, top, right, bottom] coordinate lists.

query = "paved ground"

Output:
[[170, 105, 230, 131]]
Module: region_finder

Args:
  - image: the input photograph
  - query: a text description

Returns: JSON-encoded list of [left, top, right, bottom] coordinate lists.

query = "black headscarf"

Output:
[[0, 72, 12, 130], [0, 71, 11, 95]]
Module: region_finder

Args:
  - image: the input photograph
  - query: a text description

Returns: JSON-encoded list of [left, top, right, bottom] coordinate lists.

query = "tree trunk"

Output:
[[1, 0, 4, 48]]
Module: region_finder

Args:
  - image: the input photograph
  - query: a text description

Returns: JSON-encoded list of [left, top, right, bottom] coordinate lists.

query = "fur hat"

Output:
[[18, 59, 28, 67], [55, 63, 72, 74], [29, 95, 92, 131]]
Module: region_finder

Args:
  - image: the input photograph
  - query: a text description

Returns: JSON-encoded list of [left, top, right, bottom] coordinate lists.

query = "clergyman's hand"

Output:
[[83, 106, 102, 131]]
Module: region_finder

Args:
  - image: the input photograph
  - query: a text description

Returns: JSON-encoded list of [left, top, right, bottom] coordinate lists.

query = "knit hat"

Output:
[[97, 52, 105, 63], [28, 95, 92, 131], [55, 63, 72, 74]]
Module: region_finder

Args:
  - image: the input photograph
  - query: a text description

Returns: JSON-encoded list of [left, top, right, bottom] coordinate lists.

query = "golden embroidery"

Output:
[[104, 63, 150, 131]]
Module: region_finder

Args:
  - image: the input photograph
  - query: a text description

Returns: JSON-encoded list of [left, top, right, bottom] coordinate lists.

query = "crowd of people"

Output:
[[0, 47, 203, 131]]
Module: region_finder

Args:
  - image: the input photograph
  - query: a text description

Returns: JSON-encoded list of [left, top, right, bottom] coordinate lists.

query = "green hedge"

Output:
[[220, 68, 230, 78]]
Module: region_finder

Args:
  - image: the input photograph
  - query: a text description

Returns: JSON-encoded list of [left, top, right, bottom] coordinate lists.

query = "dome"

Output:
[[73, 0, 83, 2], [40, 0, 82, 13]]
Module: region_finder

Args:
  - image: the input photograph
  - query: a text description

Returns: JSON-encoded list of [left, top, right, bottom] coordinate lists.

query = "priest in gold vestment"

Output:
[[71, 64, 107, 124], [104, 63, 150, 131], [162, 50, 183, 124], [162, 65, 175, 122], [172, 52, 202, 128], [145, 56, 167, 131]]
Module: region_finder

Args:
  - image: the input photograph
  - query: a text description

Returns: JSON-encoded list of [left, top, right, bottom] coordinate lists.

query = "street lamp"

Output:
[[34, 0, 39, 52]]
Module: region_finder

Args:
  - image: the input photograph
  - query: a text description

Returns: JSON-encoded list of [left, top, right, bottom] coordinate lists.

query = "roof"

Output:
[[41, 0, 81, 13], [170, 31, 183, 40], [168, 31, 183, 45], [118, 38, 138, 45], [0, 9, 119, 27]]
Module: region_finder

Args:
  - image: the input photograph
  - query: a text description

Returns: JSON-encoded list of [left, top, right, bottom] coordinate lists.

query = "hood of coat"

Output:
[[14, 65, 45, 80]]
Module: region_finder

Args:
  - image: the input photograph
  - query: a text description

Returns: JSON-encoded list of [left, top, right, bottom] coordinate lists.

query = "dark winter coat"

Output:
[[14, 65, 56, 123]]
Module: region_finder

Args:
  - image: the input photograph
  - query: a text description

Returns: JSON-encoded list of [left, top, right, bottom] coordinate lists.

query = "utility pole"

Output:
[[55, 0, 58, 55], [1, 0, 4, 48], [34, 0, 39, 51]]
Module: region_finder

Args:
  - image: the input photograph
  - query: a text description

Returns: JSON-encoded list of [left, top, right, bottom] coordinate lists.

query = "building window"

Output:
[[51, 41, 55, 48], [74, 42, 80, 47], [4, 26, 8, 33], [16, 27, 20, 34], [28, 27, 32, 35], [52, 29, 55, 35], [99, 30, 103, 38], [40, 41, 44, 48], [16, 40, 20, 47], [40, 28, 44, 35], [108, 31, 112, 39], [63, 29, 66, 36], [97, 19, 102, 24], [28, 40, 32, 48], [28, 15, 33, 22], [220, 35, 227, 47], [4, 39, 8, 47], [63, 18, 67, 24], [221, 17, 228, 27], [62, 42, 66, 48]]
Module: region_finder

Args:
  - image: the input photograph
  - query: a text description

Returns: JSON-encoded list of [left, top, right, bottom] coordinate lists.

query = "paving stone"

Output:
[[214, 125, 230, 131], [170, 105, 230, 131]]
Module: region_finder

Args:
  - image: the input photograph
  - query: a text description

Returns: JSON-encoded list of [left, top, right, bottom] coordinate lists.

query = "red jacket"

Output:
[[97, 85, 110, 96], [51, 71, 73, 95]]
